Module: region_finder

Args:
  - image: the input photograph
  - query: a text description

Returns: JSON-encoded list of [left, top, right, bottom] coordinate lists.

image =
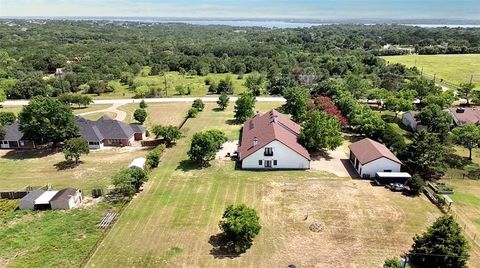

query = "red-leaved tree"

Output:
[[314, 96, 348, 128]]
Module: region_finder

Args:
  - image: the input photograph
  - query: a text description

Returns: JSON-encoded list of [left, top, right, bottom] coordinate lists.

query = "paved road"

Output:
[[0, 96, 286, 106]]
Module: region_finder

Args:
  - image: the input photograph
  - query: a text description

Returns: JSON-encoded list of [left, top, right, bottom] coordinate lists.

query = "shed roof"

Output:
[[21, 189, 46, 203], [129, 157, 147, 169], [51, 188, 79, 202], [376, 172, 411, 178], [349, 138, 402, 165], [447, 107, 480, 126], [237, 109, 310, 161], [34, 191, 58, 205]]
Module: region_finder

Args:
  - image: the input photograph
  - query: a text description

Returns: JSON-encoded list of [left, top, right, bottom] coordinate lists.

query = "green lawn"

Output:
[[0, 202, 120, 267], [133, 72, 250, 97], [87, 103, 439, 267], [0, 104, 111, 116], [382, 54, 480, 87]]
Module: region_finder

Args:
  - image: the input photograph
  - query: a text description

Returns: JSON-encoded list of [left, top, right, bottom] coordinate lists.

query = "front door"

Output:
[[264, 160, 272, 168]]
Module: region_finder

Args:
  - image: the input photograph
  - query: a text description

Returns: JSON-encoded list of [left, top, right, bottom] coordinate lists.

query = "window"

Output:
[[19, 141, 24, 146], [273, 160, 277, 166], [264, 147, 273, 156], [258, 160, 263, 166], [265, 160, 272, 168]]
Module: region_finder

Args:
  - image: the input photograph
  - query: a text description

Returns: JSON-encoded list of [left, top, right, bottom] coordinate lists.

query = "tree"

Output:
[[188, 107, 199, 118], [19, 96, 78, 144], [451, 124, 480, 160], [380, 123, 407, 156], [219, 204, 261, 253], [458, 82, 475, 105], [351, 106, 385, 138], [405, 175, 425, 196], [417, 104, 452, 141], [424, 90, 456, 109], [151, 125, 182, 145], [192, 98, 205, 111], [244, 73, 265, 96], [408, 78, 441, 103], [383, 96, 414, 118], [139, 99, 147, 109], [134, 108, 147, 124], [299, 111, 342, 152], [111, 170, 136, 198], [217, 77, 233, 94], [282, 87, 309, 122], [146, 144, 165, 169], [314, 96, 348, 127], [63, 138, 89, 164], [217, 92, 229, 110], [234, 93, 256, 123], [410, 215, 469, 268], [135, 85, 150, 98], [405, 130, 447, 178], [188, 129, 227, 165], [0, 112, 16, 126], [383, 258, 402, 268], [175, 85, 186, 95]]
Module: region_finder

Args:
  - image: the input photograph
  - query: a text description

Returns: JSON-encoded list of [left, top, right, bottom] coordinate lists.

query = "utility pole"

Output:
[[164, 74, 168, 97]]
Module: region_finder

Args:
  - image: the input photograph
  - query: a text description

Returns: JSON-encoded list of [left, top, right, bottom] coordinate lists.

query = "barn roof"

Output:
[[20, 189, 45, 203], [237, 109, 310, 161], [51, 188, 79, 202], [349, 138, 402, 165]]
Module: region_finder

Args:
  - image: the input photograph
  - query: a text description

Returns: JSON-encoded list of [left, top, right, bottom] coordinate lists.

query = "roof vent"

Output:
[[253, 137, 258, 147], [272, 115, 278, 124], [457, 107, 465, 113]]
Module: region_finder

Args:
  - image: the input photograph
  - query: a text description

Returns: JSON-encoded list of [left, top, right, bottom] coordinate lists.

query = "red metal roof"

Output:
[[237, 109, 310, 161], [348, 138, 402, 165]]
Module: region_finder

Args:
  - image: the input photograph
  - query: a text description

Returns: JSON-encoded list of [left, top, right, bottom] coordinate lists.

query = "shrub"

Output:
[[406, 175, 425, 196], [134, 108, 147, 124], [188, 108, 199, 118], [192, 98, 205, 111], [146, 144, 165, 169], [139, 99, 147, 109]]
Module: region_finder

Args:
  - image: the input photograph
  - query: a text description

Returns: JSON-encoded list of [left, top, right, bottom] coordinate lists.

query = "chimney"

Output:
[[456, 107, 465, 113], [272, 115, 278, 124], [253, 137, 258, 147]]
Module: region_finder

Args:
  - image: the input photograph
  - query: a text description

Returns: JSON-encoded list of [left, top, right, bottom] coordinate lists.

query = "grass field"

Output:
[[87, 103, 442, 267], [0, 202, 120, 267], [0, 147, 147, 194], [0, 104, 111, 116], [119, 102, 191, 126], [133, 72, 250, 97], [382, 54, 480, 87]]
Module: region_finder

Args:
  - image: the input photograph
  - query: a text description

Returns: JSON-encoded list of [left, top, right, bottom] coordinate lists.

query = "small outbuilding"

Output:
[[349, 138, 402, 179], [34, 190, 58, 210], [19, 189, 45, 210], [128, 157, 147, 170], [50, 188, 83, 210]]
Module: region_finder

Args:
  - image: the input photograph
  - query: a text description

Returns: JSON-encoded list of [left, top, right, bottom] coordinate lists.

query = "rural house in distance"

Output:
[[348, 138, 402, 178], [445, 107, 480, 126], [0, 122, 36, 149], [237, 109, 311, 169]]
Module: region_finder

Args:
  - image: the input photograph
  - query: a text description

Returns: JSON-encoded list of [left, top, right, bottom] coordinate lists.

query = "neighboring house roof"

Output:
[[1, 122, 24, 141], [75, 116, 146, 142], [349, 138, 402, 165], [447, 107, 480, 126], [51, 188, 79, 202], [35, 191, 58, 205], [238, 109, 310, 161], [21, 189, 46, 203]]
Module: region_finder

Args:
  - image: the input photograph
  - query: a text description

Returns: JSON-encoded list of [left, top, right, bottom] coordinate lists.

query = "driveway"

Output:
[[310, 146, 357, 178], [77, 103, 127, 121]]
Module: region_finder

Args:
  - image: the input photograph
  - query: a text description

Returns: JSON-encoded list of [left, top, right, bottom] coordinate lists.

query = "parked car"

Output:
[[387, 183, 405, 192]]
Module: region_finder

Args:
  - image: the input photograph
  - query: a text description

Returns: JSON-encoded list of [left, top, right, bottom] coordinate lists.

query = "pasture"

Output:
[[382, 54, 480, 87], [87, 103, 442, 268], [133, 72, 250, 97]]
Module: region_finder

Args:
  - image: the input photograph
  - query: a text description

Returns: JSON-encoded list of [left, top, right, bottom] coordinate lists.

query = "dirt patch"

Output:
[[310, 146, 352, 177], [215, 140, 238, 160]]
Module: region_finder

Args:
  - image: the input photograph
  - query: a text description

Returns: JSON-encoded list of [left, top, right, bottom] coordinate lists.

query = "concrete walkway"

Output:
[[77, 103, 127, 121], [1, 96, 286, 106]]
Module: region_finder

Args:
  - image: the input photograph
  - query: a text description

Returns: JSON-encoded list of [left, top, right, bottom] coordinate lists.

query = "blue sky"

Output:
[[1, 0, 479, 19]]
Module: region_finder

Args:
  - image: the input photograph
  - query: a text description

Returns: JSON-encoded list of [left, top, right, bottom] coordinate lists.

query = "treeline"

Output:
[[0, 21, 479, 100]]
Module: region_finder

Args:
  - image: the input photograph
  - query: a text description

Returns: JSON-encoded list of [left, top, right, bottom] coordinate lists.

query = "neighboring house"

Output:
[[237, 109, 310, 169], [50, 188, 83, 210], [76, 116, 147, 149], [129, 157, 147, 170], [401, 111, 425, 131], [348, 138, 402, 178], [0, 122, 36, 149], [446, 107, 480, 126], [19, 189, 45, 210]]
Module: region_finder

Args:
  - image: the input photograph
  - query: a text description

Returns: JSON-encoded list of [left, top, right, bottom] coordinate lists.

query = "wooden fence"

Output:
[[0, 191, 28, 199]]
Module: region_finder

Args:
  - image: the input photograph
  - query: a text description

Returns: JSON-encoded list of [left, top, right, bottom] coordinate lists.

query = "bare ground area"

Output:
[[310, 145, 355, 178]]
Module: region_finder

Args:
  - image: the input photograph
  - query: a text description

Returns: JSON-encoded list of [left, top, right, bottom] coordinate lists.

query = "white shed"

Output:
[[349, 138, 402, 179], [128, 157, 147, 170], [50, 188, 83, 210]]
